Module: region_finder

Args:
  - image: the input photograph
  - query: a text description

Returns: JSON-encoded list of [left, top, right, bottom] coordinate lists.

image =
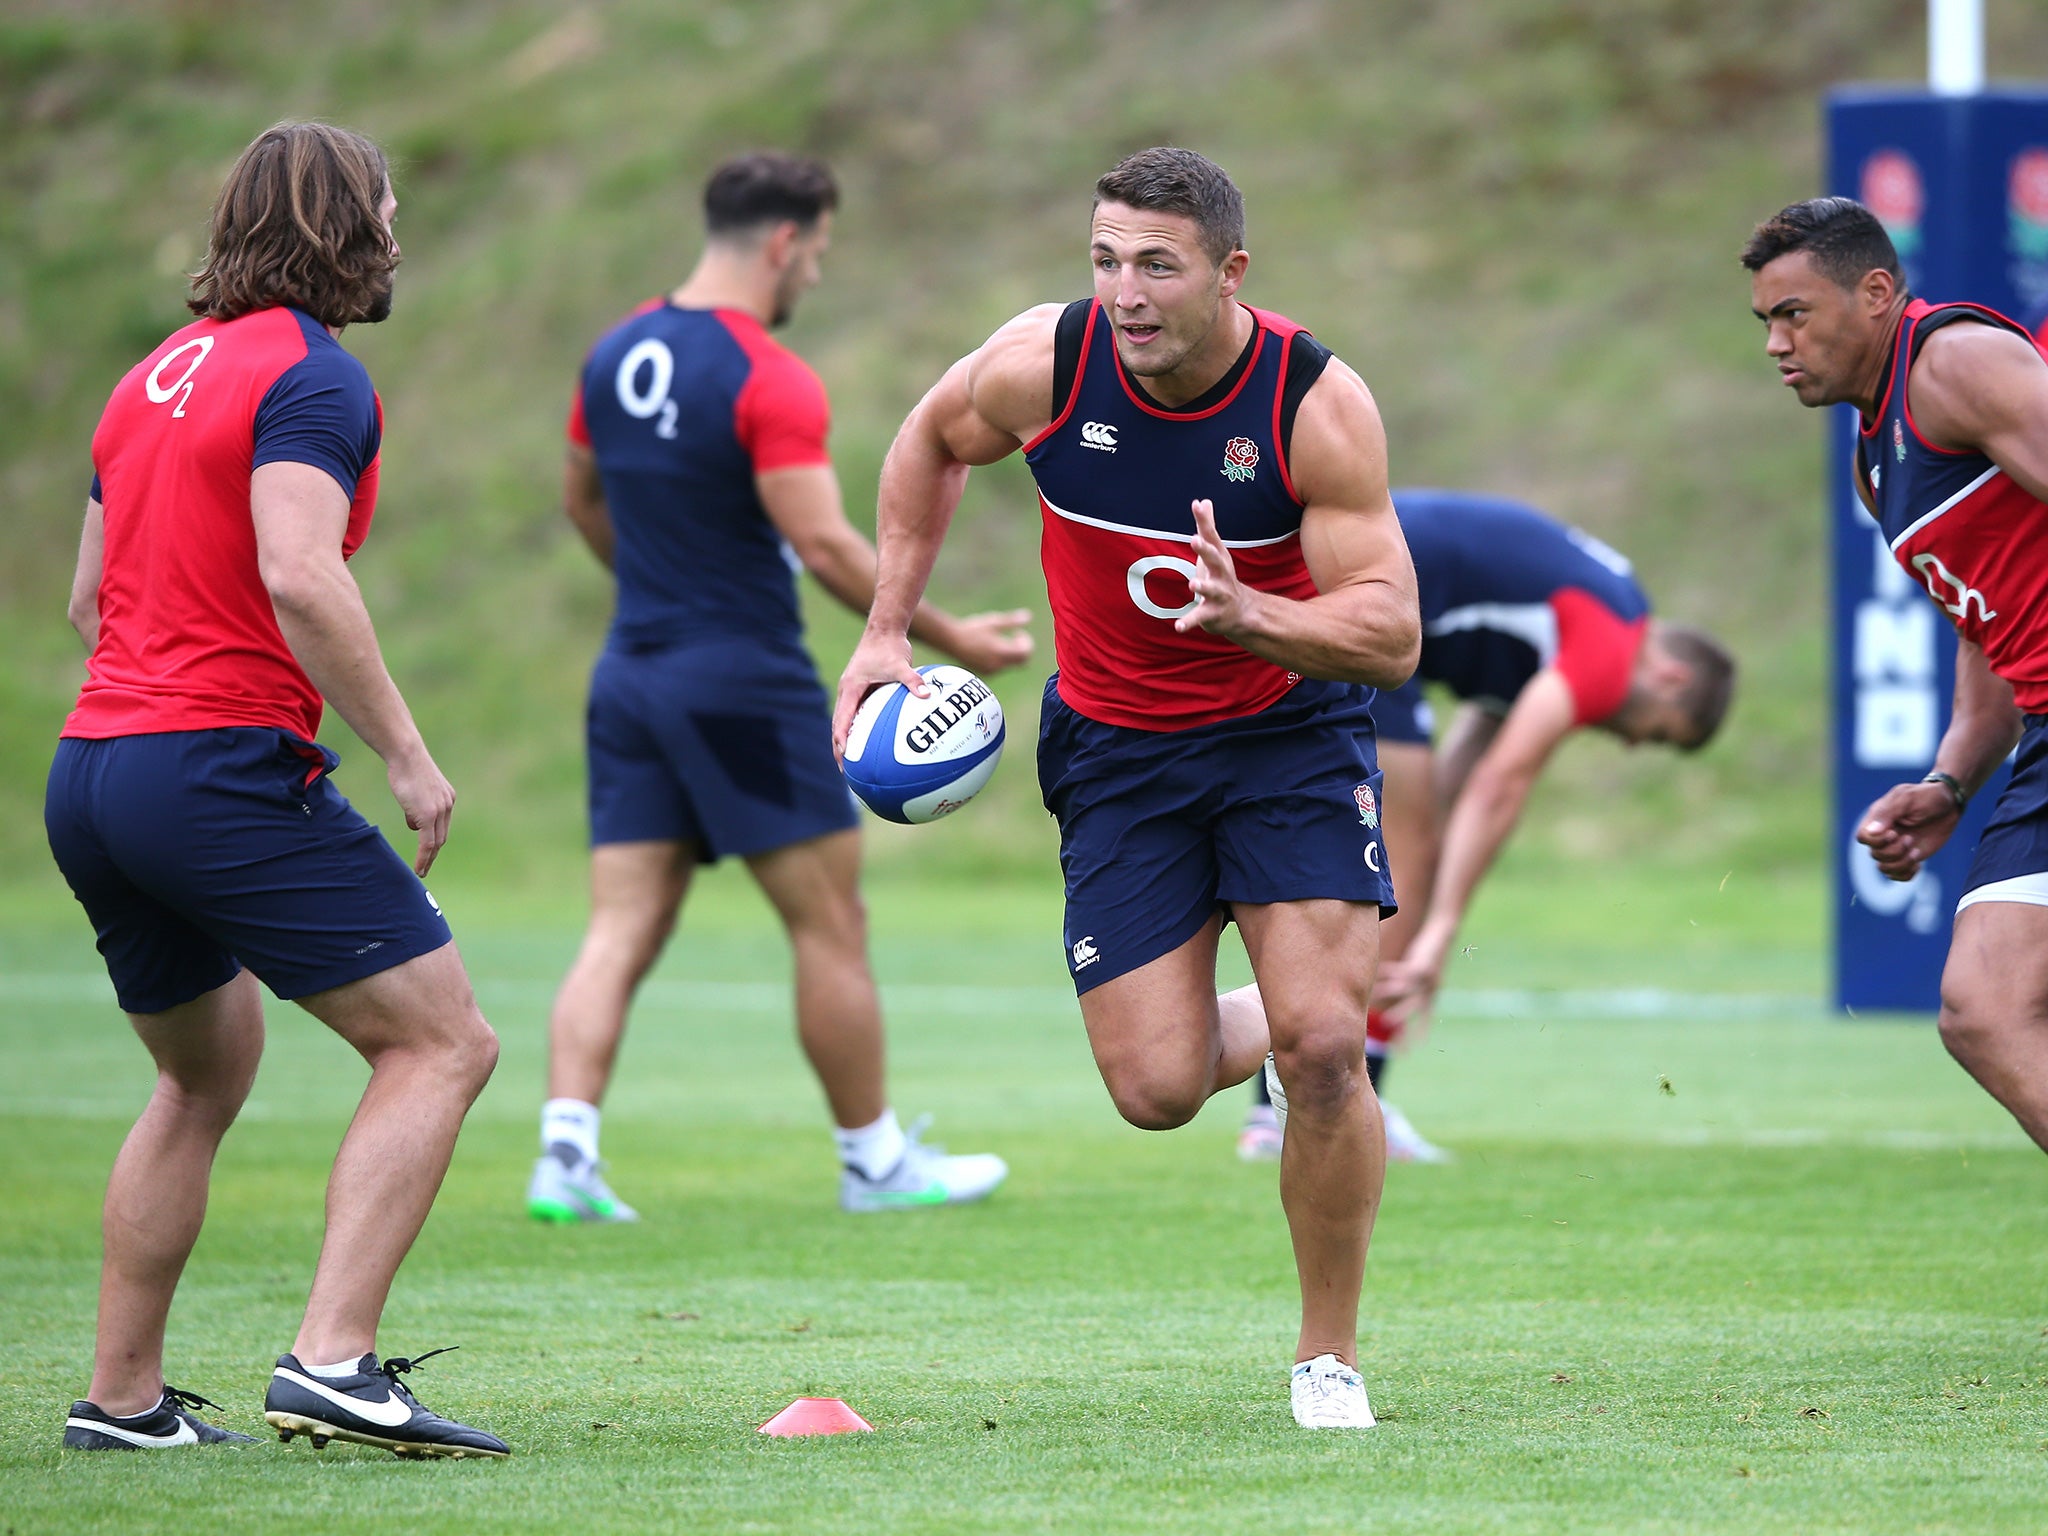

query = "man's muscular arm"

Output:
[[254, 462, 455, 876], [1909, 322, 2048, 501], [757, 463, 1032, 677], [1176, 359, 1419, 688], [831, 304, 1060, 754]]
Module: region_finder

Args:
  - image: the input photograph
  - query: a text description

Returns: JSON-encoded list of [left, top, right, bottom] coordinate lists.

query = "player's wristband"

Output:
[[1921, 770, 1967, 812]]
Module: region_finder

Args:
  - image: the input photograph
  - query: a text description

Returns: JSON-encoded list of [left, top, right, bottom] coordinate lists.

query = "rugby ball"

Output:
[[843, 665, 1005, 824]]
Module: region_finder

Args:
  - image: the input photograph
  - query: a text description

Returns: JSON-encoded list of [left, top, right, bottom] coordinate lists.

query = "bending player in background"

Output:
[[1238, 491, 1736, 1162], [834, 148, 1417, 1429], [1745, 196, 2048, 1153], [47, 122, 506, 1457], [531, 153, 1031, 1223]]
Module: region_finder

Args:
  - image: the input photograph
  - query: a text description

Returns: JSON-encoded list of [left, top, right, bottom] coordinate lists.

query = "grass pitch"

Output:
[[2, 867, 2044, 1535]]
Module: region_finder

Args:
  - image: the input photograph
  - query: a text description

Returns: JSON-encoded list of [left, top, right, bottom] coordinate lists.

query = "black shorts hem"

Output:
[[110, 958, 245, 1018], [590, 824, 716, 861], [593, 805, 859, 864], [715, 806, 862, 862], [1071, 901, 1220, 996], [1216, 885, 1399, 923], [265, 930, 453, 1003]]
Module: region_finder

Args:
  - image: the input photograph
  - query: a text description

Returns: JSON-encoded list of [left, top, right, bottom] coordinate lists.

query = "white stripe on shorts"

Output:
[[1956, 871, 2048, 913]]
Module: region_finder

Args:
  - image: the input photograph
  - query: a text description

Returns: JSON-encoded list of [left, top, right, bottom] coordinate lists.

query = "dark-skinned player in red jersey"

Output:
[[528, 153, 1030, 1224], [45, 123, 505, 1457], [1746, 196, 2048, 1152], [834, 148, 1418, 1429]]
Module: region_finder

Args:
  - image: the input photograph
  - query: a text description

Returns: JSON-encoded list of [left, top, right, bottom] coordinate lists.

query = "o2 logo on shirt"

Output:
[[145, 336, 214, 419], [615, 338, 679, 440], [1126, 554, 1201, 620]]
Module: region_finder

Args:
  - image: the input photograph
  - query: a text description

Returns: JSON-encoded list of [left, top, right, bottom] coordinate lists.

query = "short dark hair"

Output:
[[1659, 625, 1737, 751], [1093, 147, 1245, 265], [187, 120, 396, 327], [1740, 196, 1903, 290], [703, 152, 837, 237]]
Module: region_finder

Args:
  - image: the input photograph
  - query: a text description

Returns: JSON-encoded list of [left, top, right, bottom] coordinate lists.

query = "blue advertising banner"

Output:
[[1826, 88, 2048, 1012]]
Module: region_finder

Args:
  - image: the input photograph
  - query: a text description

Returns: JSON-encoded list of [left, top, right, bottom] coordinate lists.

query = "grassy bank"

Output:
[[12, 1, 2048, 898]]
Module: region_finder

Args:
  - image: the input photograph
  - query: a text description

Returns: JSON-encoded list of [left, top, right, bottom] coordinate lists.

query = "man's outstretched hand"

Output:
[[944, 608, 1034, 676]]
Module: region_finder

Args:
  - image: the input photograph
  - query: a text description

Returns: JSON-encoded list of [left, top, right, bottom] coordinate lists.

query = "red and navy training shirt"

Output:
[[569, 302, 830, 655], [1023, 299, 1330, 731], [1395, 490, 1650, 725], [67, 306, 382, 744], [1855, 299, 2048, 712]]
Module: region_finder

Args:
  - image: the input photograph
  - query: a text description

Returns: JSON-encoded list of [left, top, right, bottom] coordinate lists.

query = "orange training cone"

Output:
[[758, 1397, 875, 1437]]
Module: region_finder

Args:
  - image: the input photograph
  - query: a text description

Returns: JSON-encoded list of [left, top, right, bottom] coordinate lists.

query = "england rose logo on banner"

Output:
[[1353, 782, 1378, 829], [2009, 147, 2048, 276], [1221, 436, 1259, 483], [1861, 149, 1924, 259]]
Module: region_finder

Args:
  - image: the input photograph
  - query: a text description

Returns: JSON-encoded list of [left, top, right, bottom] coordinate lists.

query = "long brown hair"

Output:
[[187, 121, 397, 327]]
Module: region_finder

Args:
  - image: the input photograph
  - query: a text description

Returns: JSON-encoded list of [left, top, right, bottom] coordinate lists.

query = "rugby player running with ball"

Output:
[[1746, 195, 2048, 1152], [835, 148, 1417, 1429]]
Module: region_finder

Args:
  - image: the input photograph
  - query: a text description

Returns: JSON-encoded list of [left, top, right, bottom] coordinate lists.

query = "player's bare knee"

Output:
[[1272, 1030, 1367, 1117], [447, 1004, 500, 1098], [376, 979, 497, 1095], [589, 911, 674, 984], [789, 885, 867, 951], [1937, 994, 1996, 1067], [1102, 1065, 1204, 1130], [153, 1072, 252, 1137], [814, 895, 868, 956]]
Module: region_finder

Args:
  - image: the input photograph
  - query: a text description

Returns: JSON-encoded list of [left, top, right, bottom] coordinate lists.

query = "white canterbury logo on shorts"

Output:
[[1079, 421, 1118, 452]]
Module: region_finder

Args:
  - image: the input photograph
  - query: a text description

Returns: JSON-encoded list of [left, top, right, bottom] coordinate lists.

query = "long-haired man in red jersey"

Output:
[[45, 123, 506, 1457], [1746, 196, 2048, 1153], [834, 148, 1420, 1428]]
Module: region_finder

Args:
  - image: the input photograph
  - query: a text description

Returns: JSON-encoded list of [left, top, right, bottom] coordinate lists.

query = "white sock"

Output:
[[834, 1108, 906, 1179], [542, 1098, 600, 1167], [305, 1357, 366, 1379]]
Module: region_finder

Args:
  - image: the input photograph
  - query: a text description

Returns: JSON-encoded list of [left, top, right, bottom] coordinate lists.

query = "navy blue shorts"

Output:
[[587, 638, 858, 859], [1372, 675, 1436, 746], [1961, 713, 2048, 907], [45, 729, 453, 1015], [1037, 675, 1397, 994]]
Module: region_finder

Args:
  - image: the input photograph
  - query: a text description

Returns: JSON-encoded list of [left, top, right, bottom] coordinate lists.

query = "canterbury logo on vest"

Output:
[[1079, 421, 1118, 452]]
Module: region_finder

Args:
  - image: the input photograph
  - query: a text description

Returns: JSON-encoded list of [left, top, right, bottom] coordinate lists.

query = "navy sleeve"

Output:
[[251, 341, 380, 498], [89, 472, 102, 503]]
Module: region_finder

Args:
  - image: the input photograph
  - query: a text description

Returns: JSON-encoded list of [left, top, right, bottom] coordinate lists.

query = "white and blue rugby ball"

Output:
[[843, 664, 1005, 824]]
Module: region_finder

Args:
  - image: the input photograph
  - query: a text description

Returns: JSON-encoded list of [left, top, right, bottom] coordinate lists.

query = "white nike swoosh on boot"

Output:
[[273, 1368, 415, 1427], [67, 1414, 200, 1448]]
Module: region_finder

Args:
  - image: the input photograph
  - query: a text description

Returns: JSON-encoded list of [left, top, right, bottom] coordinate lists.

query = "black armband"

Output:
[[1922, 770, 1967, 812]]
